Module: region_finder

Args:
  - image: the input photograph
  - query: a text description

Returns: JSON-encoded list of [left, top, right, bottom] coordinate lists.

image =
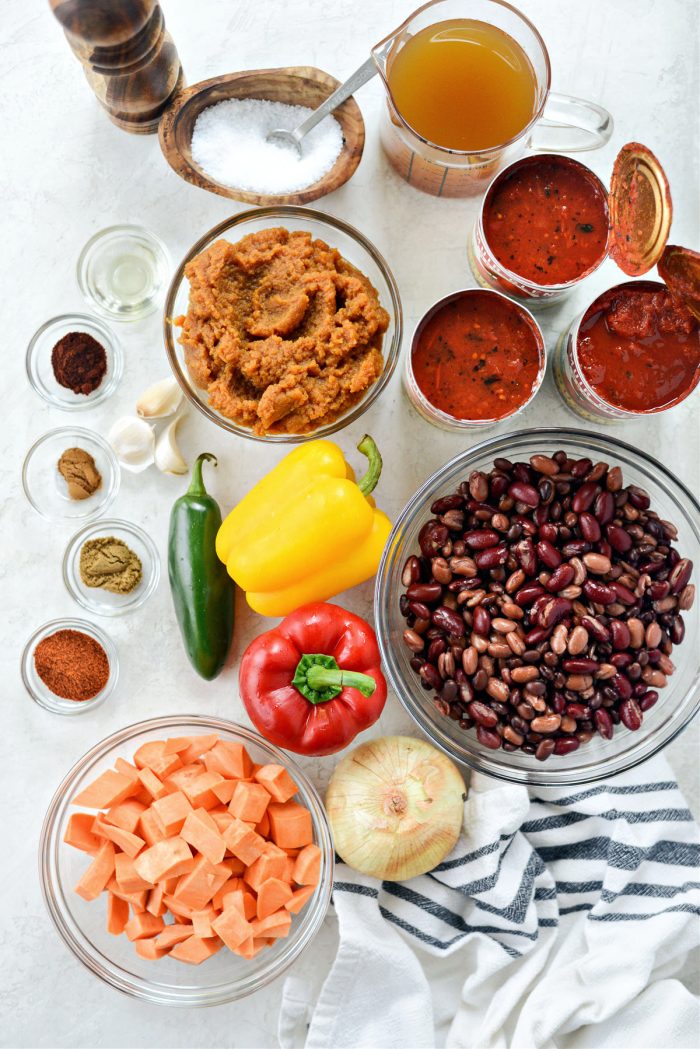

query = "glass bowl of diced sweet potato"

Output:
[[39, 715, 333, 1006]]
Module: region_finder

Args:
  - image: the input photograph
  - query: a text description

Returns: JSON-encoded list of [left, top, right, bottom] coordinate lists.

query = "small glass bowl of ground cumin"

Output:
[[22, 618, 118, 715], [22, 427, 120, 522], [26, 314, 123, 409], [63, 519, 160, 616]]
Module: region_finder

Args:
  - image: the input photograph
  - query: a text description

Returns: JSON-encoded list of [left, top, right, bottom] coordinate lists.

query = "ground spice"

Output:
[[34, 629, 109, 701], [51, 331, 107, 395], [57, 447, 102, 500], [79, 536, 142, 594]]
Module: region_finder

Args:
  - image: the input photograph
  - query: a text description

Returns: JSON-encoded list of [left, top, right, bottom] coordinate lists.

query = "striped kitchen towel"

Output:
[[279, 755, 700, 1049]]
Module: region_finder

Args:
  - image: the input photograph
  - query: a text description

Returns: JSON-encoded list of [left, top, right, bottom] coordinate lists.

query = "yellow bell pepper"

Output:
[[216, 435, 392, 616]]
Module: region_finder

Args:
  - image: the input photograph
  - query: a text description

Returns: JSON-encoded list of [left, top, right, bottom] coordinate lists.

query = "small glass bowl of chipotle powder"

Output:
[[405, 289, 546, 431], [26, 314, 123, 410], [22, 618, 118, 716], [63, 519, 160, 617], [469, 143, 673, 307]]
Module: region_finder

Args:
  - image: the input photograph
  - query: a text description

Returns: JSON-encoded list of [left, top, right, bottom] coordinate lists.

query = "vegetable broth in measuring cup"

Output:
[[387, 18, 537, 151]]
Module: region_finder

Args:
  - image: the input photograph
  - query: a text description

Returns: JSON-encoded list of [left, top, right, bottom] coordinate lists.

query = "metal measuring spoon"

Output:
[[266, 57, 377, 156]]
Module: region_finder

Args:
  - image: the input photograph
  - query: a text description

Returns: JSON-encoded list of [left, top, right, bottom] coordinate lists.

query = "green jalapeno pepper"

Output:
[[168, 453, 234, 680]]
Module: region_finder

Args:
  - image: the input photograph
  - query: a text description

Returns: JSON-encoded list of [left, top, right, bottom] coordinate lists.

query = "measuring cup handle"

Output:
[[293, 56, 378, 140], [531, 92, 614, 153]]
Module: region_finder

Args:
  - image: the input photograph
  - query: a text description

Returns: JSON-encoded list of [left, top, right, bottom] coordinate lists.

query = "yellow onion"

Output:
[[325, 736, 466, 881]]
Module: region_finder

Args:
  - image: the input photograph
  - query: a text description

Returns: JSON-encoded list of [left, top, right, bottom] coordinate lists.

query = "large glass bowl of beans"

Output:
[[375, 428, 700, 785]]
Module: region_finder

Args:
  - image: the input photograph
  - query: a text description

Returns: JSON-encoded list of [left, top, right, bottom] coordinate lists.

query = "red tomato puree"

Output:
[[577, 283, 700, 412], [483, 156, 609, 285], [411, 291, 543, 421]]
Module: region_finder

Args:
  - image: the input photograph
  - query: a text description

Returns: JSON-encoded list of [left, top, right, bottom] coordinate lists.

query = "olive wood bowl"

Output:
[[158, 67, 365, 206]]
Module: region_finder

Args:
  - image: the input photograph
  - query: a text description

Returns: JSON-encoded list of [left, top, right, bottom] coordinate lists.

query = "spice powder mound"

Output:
[[51, 331, 107, 395], [34, 629, 110, 701], [57, 447, 102, 500], [79, 537, 142, 594]]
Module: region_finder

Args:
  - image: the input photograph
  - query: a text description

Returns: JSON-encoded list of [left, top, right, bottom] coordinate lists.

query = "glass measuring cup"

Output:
[[372, 0, 613, 197]]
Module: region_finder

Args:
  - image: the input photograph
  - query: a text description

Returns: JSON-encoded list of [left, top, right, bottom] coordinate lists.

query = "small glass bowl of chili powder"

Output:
[[405, 289, 545, 430], [22, 618, 118, 715], [554, 280, 700, 421], [26, 314, 123, 410], [470, 154, 610, 305]]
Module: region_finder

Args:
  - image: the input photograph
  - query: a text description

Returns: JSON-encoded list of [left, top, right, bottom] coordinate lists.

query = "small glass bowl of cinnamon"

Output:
[[26, 314, 123, 410], [21, 618, 118, 715], [22, 427, 120, 523]]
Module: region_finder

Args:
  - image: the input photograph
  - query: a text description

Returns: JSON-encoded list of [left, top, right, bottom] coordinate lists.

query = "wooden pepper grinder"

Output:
[[49, 0, 184, 134]]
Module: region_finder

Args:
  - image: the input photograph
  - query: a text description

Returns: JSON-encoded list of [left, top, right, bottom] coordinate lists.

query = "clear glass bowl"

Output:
[[375, 427, 700, 786], [26, 314, 123, 410], [39, 716, 334, 1006], [22, 427, 120, 522], [77, 225, 172, 322], [22, 618, 118, 716], [63, 519, 160, 616], [163, 206, 403, 443]]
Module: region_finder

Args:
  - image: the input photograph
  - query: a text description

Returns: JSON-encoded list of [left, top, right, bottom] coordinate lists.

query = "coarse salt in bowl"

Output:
[[190, 98, 343, 195]]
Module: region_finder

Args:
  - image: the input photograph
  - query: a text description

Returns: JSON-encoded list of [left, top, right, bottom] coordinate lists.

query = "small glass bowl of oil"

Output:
[[77, 225, 171, 322]]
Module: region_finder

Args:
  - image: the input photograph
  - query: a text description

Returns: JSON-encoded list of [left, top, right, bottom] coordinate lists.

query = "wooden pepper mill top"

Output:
[[49, 0, 184, 134]]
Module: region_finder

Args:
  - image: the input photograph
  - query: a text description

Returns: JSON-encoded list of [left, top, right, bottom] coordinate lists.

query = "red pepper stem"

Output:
[[356, 435, 382, 497], [304, 663, 377, 697]]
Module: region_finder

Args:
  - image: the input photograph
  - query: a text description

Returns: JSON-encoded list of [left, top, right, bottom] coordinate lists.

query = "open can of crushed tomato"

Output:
[[554, 276, 700, 421], [469, 144, 673, 307]]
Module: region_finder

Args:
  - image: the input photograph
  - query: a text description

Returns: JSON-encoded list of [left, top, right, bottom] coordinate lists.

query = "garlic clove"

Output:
[[108, 416, 155, 473], [154, 415, 188, 475], [325, 736, 466, 881], [136, 376, 183, 419]]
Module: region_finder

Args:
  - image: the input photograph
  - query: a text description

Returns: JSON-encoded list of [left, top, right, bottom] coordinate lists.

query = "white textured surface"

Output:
[[2, 1, 698, 1046]]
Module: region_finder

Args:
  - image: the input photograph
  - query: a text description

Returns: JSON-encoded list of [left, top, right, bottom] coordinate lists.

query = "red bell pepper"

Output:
[[239, 602, 388, 756]]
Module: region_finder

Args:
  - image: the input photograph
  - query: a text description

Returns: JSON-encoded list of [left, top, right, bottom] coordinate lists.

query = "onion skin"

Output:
[[325, 735, 466, 881]]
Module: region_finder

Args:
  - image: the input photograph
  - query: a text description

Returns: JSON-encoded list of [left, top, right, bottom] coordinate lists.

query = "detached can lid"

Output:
[[608, 142, 672, 277], [658, 245, 700, 320]]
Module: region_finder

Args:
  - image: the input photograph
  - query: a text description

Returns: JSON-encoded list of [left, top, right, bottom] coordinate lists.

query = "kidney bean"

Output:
[[463, 529, 498, 550], [561, 539, 589, 558], [539, 596, 573, 628], [431, 494, 464, 515], [476, 725, 502, 750], [611, 581, 637, 605], [475, 544, 508, 570], [402, 555, 421, 587], [669, 558, 693, 594], [608, 620, 630, 651], [515, 538, 537, 576], [536, 539, 561, 569], [612, 673, 633, 700], [432, 606, 465, 636], [467, 471, 488, 501], [639, 690, 659, 711], [419, 663, 442, 690], [577, 512, 600, 542], [562, 657, 598, 674], [594, 490, 615, 525], [407, 600, 430, 621], [606, 466, 623, 491], [508, 481, 540, 507], [546, 564, 576, 592], [486, 678, 510, 703], [472, 605, 491, 636], [462, 646, 479, 675], [671, 616, 685, 644], [406, 582, 442, 604], [571, 482, 599, 512], [619, 698, 643, 730], [642, 668, 667, 688], [419, 521, 449, 559], [605, 523, 632, 553], [583, 579, 617, 605], [431, 557, 452, 585], [403, 629, 425, 652], [427, 639, 447, 664], [531, 714, 561, 734], [627, 485, 651, 510], [594, 708, 614, 739], [583, 552, 612, 575], [554, 737, 580, 755], [530, 454, 559, 476], [534, 739, 555, 761]]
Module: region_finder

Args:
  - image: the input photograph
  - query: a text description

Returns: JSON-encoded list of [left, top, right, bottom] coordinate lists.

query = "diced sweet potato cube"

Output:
[[92, 817, 145, 859], [174, 855, 230, 910], [146, 883, 168, 917], [73, 769, 140, 810], [104, 799, 147, 834], [151, 791, 193, 835], [179, 734, 219, 765], [124, 912, 165, 941], [169, 935, 222, 965], [292, 844, 321, 887], [138, 806, 168, 846], [107, 876, 148, 911], [134, 741, 184, 780], [162, 894, 195, 921], [162, 737, 192, 755], [204, 741, 252, 780], [135, 938, 168, 960], [211, 809, 235, 835], [256, 812, 270, 838], [164, 763, 205, 794], [191, 906, 218, 939], [106, 893, 129, 935], [257, 878, 293, 919], [222, 818, 266, 866], [114, 853, 153, 893], [229, 781, 271, 823], [114, 757, 139, 777], [267, 801, 313, 850], [211, 780, 237, 804], [221, 857, 245, 876], [137, 767, 168, 802], [134, 838, 193, 884], [154, 923, 194, 949], [183, 771, 225, 810], [244, 843, 287, 893], [283, 855, 296, 882], [212, 877, 241, 911], [253, 764, 297, 803], [64, 813, 101, 854], [285, 885, 316, 914], [249, 910, 292, 939], [211, 906, 251, 950], [74, 841, 115, 901], [221, 888, 257, 921], [180, 809, 226, 865]]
